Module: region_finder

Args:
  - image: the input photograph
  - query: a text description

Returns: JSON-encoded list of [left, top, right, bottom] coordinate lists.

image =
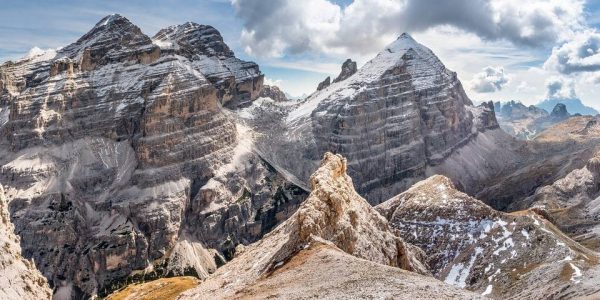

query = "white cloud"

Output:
[[232, 0, 585, 58], [263, 77, 283, 87], [545, 76, 576, 99], [516, 81, 537, 93], [545, 29, 600, 75], [469, 66, 510, 93]]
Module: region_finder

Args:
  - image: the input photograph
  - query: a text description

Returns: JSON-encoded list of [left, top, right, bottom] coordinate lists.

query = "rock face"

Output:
[[179, 153, 485, 300], [252, 33, 501, 204], [259, 84, 288, 102], [512, 150, 600, 251], [316, 76, 330, 91], [377, 175, 600, 299], [152, 22, 263, 108], [332, 58, 357, 83], [0, 14, 301, 299], [550, 103, 569, 119], [0, 185, 52, 300]]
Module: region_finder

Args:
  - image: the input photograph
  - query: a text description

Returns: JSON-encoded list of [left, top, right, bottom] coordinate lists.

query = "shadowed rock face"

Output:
[[332, 58, 357, 83], [316, 76, 330, 91], [551, 103, 569, 119], [0, 14, 299, 299], [513, 151, 600, 251], [0, 185, 52, 300]]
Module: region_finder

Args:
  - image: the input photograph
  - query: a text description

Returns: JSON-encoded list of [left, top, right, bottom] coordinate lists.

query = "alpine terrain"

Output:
[[0, 11, 600, 300]]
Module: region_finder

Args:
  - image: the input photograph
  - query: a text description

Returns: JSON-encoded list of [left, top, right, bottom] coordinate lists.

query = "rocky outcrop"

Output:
[[179, 153, 431, 299], [377, 175, 600, 299], [332, 58, 357, 83], [550, 103, 569, 119], [259, 84, 288, 102], [0, 14, 296, 299], [0, 185, 52, 300], [252, 33, 501, 204], [316, 76, 330, 91], [512, 150, 600, 251]]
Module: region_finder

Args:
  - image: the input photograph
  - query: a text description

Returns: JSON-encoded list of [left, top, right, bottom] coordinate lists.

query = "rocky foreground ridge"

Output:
[[179, 153, 481, 299]]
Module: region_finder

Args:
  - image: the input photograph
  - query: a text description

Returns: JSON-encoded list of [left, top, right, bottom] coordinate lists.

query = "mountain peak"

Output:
[[153, 22, 234, 57], [95, 13, 129, 28], [58, 13, 153, 62], [386, 32, 423, 53]]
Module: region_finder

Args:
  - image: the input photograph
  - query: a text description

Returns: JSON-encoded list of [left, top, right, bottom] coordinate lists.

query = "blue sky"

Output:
[[1, 0, 600, 109]]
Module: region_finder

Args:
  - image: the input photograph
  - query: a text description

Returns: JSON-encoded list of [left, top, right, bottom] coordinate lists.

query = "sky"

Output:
[[1, 0, 600, 110]]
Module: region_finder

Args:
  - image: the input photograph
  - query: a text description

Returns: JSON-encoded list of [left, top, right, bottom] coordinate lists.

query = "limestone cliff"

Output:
[[0, 185, 52, 300]]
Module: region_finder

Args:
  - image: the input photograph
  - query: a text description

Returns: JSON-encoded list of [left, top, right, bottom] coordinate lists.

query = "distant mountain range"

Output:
[[536, 98, 598, 116]]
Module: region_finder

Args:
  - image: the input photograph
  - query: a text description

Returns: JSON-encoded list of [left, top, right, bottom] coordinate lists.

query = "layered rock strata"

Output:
[[251, 33, 501, 204]]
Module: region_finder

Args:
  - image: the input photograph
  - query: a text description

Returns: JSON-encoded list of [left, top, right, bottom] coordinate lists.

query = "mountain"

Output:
[[245, 33, 502, 204], [536, 98, 598, 116], [510, 121, 600, 250], [495, 101, 570, 140], [0, 14, 306, 299], [376, 175, 600, 299], [4, 16, 600, 300], [0, 185, 52, 300], [179, 153, 480, 299]]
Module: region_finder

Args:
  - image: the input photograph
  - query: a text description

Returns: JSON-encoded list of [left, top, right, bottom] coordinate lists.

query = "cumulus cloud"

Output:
[[263, 77, 283, 87], [545, 76, 576, 99], [544, 30, 600, 74], [470, 66, 510, 93], [231, 0, 584, 57]]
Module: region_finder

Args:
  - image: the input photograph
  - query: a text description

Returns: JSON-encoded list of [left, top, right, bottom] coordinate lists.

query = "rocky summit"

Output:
[[2, 10, 600, 300]]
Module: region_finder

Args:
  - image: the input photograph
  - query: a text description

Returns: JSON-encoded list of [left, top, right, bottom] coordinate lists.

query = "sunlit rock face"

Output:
[[0, 14, 291, 299]]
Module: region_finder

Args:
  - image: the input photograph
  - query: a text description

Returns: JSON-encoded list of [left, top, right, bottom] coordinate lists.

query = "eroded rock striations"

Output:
[[250, 33, 502, 204], [377, 175, 600, 299], [0, 14, 303, 299], [179, 153, 485, 300], [0, 185, 52, 300]]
